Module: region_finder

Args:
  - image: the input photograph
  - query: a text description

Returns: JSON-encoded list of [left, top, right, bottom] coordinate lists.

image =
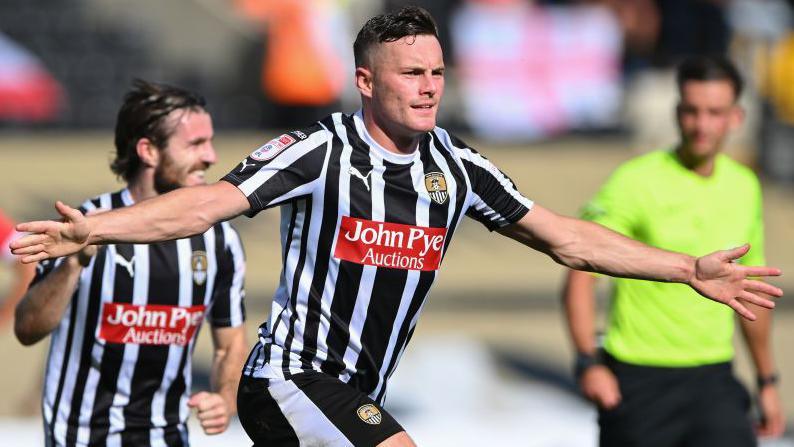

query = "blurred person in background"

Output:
[[13, 80, 248, 446], [563, 56, 784, 447], [10, 8, 783, 447], [0, 210, 35, 326]]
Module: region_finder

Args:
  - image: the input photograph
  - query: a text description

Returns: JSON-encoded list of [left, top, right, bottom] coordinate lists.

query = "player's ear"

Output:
[[729, 104, 745, 130], [356, 66, 374, 99], [136, 137, 160, 168]]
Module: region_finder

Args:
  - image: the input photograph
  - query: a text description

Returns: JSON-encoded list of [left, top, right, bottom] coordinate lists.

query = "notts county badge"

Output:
[[356, 404, 383, 425], [424, 172, 448, 205], [191, 251, 208, 286]]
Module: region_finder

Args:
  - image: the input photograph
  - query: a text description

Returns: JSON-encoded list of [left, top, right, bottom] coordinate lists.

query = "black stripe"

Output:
[[298, 118, 340, 369], [120, 240, 180, 445], [431, 131, 468, 257], [320, 116, 372, 378], [207, 224, 236, 326], [350, 158, 416, 396], [280, 198, 313, 378], [88, 196, 135, 443], [459, 151, 529, 231], [264, 204, 299, 368]]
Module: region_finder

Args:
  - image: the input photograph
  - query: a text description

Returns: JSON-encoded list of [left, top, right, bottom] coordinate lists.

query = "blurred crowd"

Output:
[[0, 0, 793, 181]]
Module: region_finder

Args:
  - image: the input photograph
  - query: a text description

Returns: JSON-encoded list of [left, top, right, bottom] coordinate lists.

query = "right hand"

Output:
[[11, 201, 91, 264], [579, 365, 622, 410]]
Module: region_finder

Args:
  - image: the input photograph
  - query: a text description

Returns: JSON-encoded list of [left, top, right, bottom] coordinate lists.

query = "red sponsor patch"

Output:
[[334, 216, 447, 271], [250, 134, 297, 161], [98, 303, 206, 346]]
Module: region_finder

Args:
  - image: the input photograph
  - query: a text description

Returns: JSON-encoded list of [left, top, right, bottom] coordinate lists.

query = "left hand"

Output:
[[757, 385, 786, 438], [690, 244, 782, 321], [188, 391, 230, 435]]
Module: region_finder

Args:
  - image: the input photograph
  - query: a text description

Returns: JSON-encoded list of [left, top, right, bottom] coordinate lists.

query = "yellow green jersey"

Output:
[[581, 150, 765, 366]]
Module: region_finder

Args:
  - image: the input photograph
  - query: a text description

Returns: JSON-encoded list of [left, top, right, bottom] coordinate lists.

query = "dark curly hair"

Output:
[[111, 79, 207, 182], [353, 6, 439, 68]]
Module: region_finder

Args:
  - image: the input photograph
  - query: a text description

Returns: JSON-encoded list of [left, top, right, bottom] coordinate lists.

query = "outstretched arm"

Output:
[[500, 205, 782, 320], [11, 181, 249, 264]]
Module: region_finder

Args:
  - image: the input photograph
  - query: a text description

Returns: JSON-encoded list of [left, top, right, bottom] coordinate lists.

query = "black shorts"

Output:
[[237, 371, 404, 447], [599, 354, 755, 447]]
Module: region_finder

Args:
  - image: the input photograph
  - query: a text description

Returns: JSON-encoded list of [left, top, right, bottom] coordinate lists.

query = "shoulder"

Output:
[[718, 155, 761, 186], [429, 127, 483, 162]]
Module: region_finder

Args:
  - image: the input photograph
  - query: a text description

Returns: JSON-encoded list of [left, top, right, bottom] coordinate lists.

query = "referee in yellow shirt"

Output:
[[563, 56, 784, 446]]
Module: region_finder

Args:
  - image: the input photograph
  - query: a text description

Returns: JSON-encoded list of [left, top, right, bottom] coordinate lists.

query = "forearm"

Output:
[[740, 303, 776, 377], [562, 269, 599, 355], [210, 328, 247, 414], [88, 185, 224, 245], [14, 257, 82, 345]]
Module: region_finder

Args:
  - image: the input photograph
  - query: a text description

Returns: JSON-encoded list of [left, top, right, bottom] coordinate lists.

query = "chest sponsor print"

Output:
[[334, 216, 447, 271], [98, 303, 206, 346]]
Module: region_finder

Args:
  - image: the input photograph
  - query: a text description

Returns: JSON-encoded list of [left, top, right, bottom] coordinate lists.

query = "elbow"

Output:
[[14, 322, 42, 346]]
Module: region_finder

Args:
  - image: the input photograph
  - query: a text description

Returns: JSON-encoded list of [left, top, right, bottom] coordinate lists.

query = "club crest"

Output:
[[191, 251, 208, 286], [356, 404, 382, 425], [424, 172, 448, 205]]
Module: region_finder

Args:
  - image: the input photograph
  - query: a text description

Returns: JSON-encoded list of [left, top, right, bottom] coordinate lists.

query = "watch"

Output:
[[573, 351, 599, 380], [756, 373, 779, 389]]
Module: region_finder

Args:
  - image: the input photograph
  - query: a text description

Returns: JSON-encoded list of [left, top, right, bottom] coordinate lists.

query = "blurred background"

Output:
[[0, 0, 793, 445]]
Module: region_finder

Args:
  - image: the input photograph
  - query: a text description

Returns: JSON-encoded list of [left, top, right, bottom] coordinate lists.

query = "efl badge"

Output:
[[250, 134, 296, 161], [356, 404, 382, 425], [191, 251, 208, 286], [424, 172, 448, 205]]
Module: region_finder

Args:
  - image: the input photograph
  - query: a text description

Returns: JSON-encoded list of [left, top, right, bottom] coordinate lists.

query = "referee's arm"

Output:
[[12, 181, 249, 263], [497, 204, 782, 320]]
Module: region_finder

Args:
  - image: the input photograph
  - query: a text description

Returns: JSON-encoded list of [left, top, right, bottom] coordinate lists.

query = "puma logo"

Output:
[[348, 166, 372, 192], [114, 253, 135, 277], [239, 159, 255, 173]]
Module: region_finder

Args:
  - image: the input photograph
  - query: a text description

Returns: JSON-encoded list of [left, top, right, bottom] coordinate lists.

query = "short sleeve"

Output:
[[454, 138, 534, 231], [579, 163, 643, 238], [738, 177, 765, 267], [208, 222, 246, 328], [222, 125, 330, 217]]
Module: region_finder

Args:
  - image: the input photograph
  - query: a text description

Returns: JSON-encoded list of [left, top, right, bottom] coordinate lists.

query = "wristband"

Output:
[[757, 373, 779, 389], [573, 352, 599, 380]]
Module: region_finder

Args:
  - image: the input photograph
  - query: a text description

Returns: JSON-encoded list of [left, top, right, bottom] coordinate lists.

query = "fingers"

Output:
[[10, 234, 50, 253], [721, 244, 750, 262], [727, 298, 757, 321], [188, 392, 229, 435], [741, 266, 782, 278], [743, 280, 783, 298], [14, 221, 59, 236], [55, 201, 83, 222], [739, 291, 775, 309]]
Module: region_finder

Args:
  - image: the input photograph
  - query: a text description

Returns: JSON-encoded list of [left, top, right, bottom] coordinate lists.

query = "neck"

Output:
[[362, 108, 421, 155], [675, 145, 716, 177], [127, 170, 159, 202]]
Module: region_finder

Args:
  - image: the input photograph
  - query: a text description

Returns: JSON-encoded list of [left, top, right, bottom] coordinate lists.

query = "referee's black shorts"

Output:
[[599, 353, 756, 447], [237, 371, 404, 447]]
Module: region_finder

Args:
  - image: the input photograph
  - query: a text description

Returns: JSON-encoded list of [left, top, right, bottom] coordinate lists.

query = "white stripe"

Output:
[[238, 129, 329, 198], [221, 222, 246, 327], [371, 158, 428, 399], [148, 239, 193, 445], [268, 379, 353, 447], [109, 243, 149, 434], [339, 125, 387, 382], [203, 226, 218, 315], [50, 194, 109, 444], [42, 200, 97, 431], [286, 162, 330, 375]]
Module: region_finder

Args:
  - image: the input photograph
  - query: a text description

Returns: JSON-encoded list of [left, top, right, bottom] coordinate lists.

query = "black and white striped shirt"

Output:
[[35, 189, 246, 447], [224, 111, 532, 404]]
